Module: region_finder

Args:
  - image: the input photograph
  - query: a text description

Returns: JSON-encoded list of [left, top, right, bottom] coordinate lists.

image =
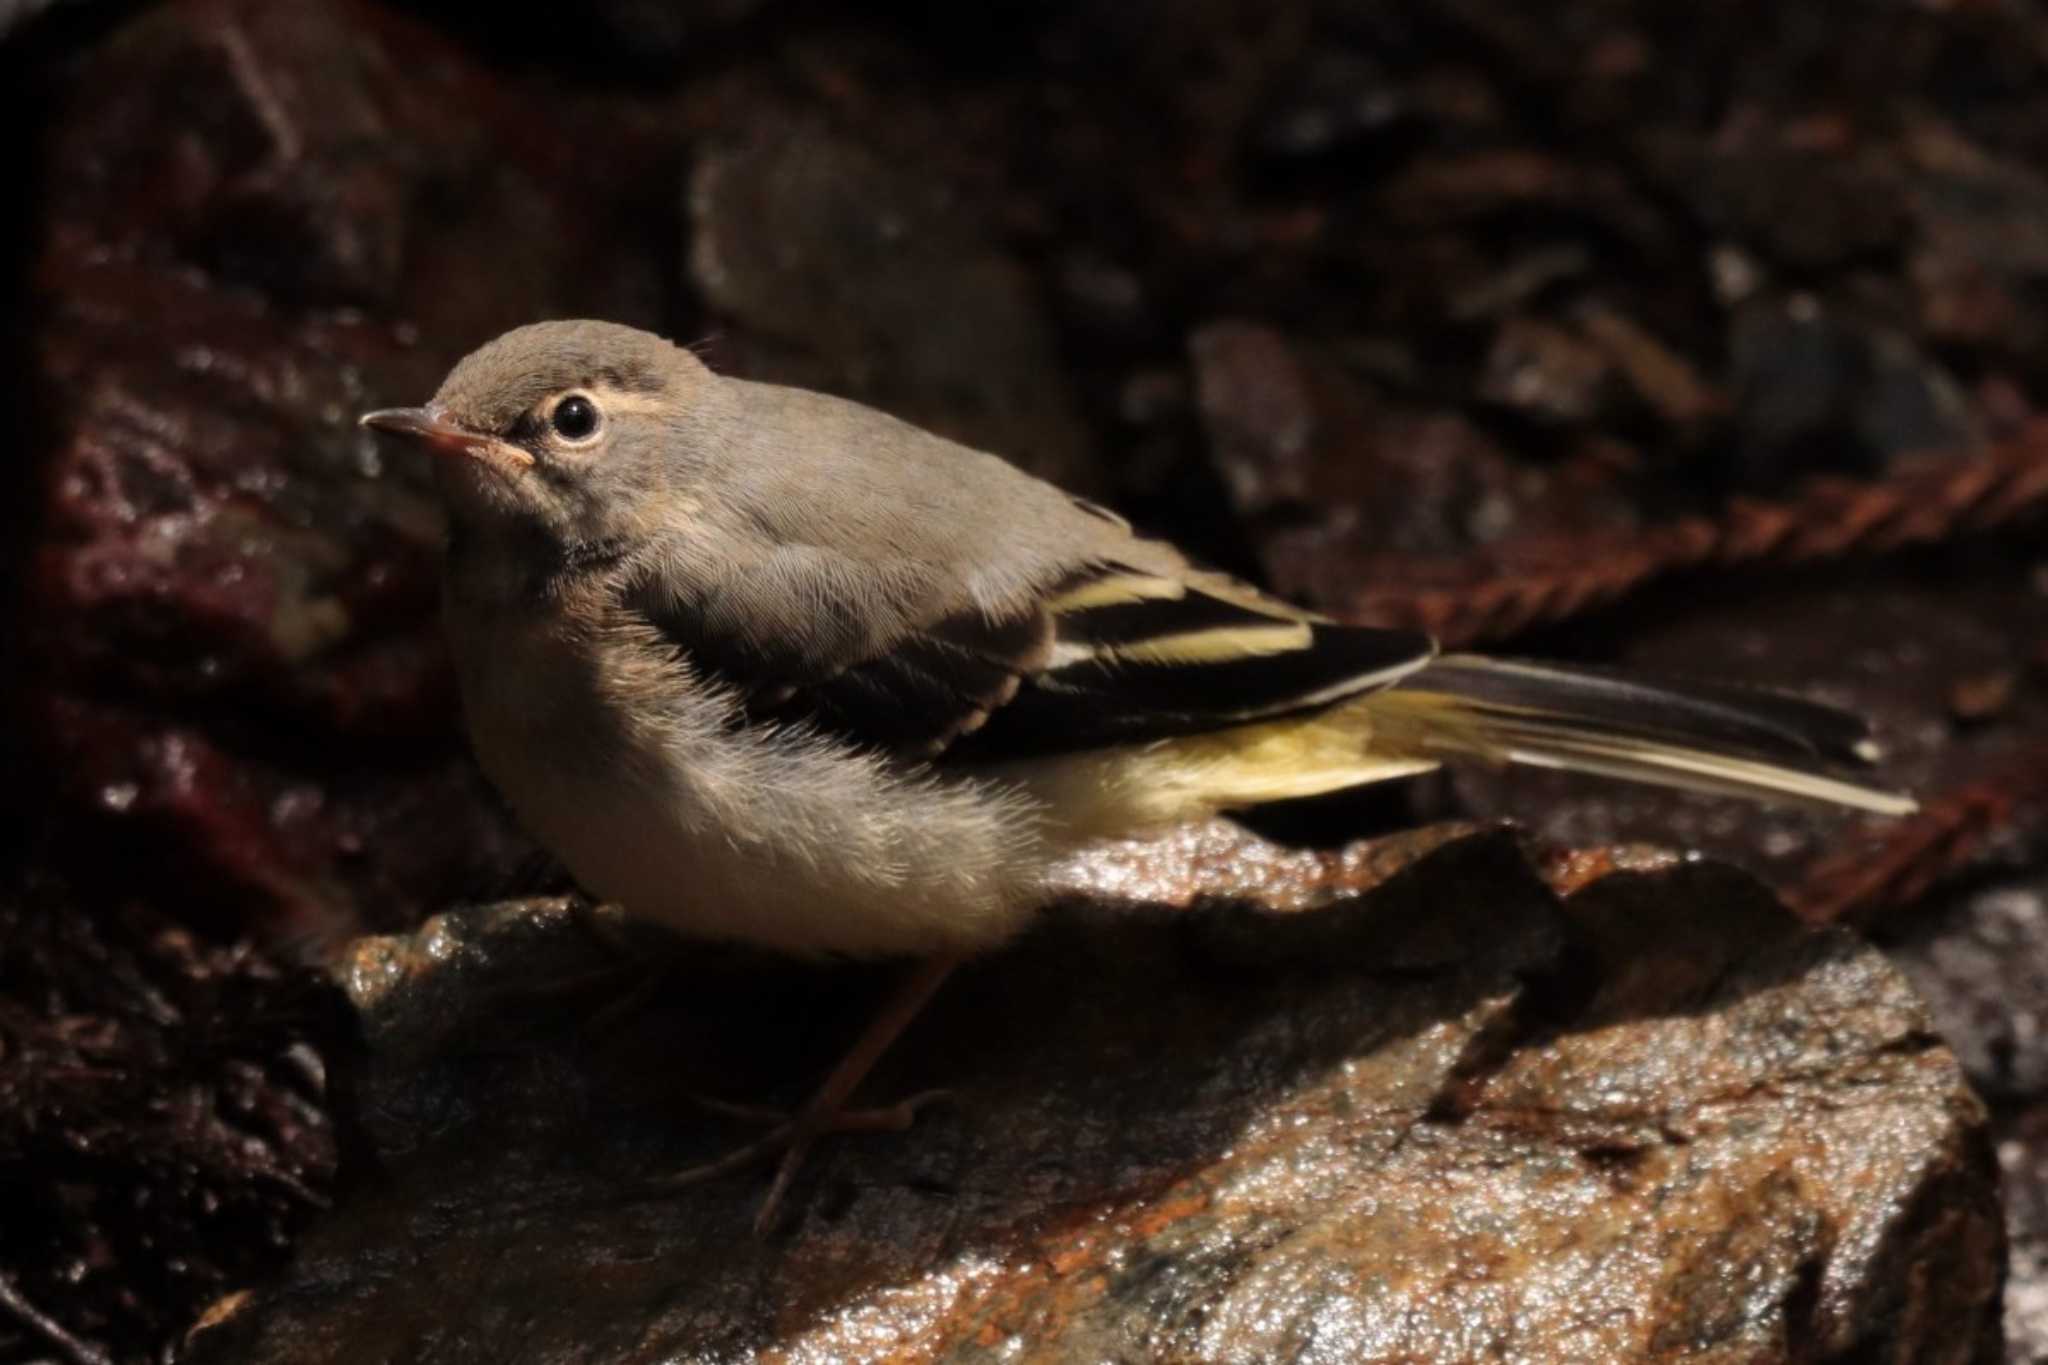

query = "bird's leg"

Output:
[[658, 952, 963, 1233]]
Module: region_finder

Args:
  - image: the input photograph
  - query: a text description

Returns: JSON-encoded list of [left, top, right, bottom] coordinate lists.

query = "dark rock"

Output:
[[1480, 315, 1617, 423], [18, 0, 703, 942], [1904, 124, 2048, 358], [1449, 570, 2048, 887], [1248, 48, 1411, 168], [1894, 874, 2048, 1103], [1116, 368, 1191, 429], [1641, 126, 1910, 272], [1374, 147, 1674, 258], [571, 0, 771, 67], [1890, 868, 2048, 1363], [1189, 320, 1643, 611], [1574, 301, 1727, 429], [406, 0, 772, 75], [686, 115, 1098, 491], [1448, 244, 1593, 321], [1051, 249, 1154, 347], [1189, 320, 1321, 516], [1190, 318, 1537, 548], [2003, 1104, 2048, 1360], [0, 884, 342, 1363], [187, 831, 2001, 1363], [0, 0, 83, 43], [1727, 294, 1977, 484]]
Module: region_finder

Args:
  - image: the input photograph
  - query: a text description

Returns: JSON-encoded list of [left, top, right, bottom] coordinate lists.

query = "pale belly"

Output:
[[454, 621, 1049, 958]]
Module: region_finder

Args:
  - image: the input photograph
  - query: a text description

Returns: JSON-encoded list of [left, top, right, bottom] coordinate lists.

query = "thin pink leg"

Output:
[[660, 953, 964, 1234]]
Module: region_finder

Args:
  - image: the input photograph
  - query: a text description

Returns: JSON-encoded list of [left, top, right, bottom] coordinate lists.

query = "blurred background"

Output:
[[3, 0, 2048, 1359]]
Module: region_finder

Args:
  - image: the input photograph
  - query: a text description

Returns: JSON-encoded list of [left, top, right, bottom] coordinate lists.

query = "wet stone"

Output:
[[19, 0, 693, 941], [1893, 873, 2048, 1103], [2003, 1104, 2048, 1361], [188, 830, 2001, 1364]]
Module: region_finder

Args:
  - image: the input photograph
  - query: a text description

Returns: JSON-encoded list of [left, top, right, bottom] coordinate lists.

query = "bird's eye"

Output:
[[550, 394, 601, 443]]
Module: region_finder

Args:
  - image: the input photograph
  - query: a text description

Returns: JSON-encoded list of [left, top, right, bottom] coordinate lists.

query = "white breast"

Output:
[[450, 605, 1048, 958]]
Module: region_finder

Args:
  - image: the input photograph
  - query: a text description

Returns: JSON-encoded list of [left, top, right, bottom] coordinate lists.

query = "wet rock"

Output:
[[18, 0, 703, 941], [188, 831, 2001, 1363], [1893, 874, 2048, 1102], [0, 884, 342, 1362], [1889, 866, 2048, 1363], [686, 116, 1098, 491], [2003, 1104, 2048, 1362]]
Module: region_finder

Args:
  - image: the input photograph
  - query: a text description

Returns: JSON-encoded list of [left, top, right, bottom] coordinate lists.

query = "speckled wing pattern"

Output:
[[628, 562, 1438, 763]]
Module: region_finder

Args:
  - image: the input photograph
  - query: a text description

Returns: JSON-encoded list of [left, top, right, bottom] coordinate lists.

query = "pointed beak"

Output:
[[359, 406, 491, 456], [359, 406, 534, 471]]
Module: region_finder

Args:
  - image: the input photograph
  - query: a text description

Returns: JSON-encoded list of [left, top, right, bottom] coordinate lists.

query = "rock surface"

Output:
[[188, 829, 2003, 1364]]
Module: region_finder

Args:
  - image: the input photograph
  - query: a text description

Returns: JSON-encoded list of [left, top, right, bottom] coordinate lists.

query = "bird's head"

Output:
[[362, 319, 718, 560]]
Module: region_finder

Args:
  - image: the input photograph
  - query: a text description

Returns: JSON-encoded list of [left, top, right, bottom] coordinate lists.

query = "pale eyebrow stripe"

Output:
[[583, 386, 671, 418]]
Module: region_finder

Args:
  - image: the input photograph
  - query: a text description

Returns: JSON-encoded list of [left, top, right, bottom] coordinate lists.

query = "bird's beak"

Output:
[[358, 406, 532, 472]]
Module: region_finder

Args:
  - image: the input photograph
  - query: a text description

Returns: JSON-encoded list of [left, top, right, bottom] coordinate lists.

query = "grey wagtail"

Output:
[[362, 319, 1914, 1229]]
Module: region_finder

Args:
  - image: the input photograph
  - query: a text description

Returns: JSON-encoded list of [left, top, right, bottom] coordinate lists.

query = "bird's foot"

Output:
[[649, 954, 964, 1234], [655, 1089, 952, 1234]]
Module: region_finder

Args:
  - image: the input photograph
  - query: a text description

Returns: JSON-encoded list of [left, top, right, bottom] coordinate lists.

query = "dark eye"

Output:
[[550, 394, 600, 442]]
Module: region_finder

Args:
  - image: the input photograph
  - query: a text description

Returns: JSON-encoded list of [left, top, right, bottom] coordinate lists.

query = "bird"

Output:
[[361, 318, 1915, 1230]]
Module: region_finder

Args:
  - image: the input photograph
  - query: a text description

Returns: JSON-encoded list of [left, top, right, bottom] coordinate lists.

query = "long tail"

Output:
[[1365, 654, 1916, 816]]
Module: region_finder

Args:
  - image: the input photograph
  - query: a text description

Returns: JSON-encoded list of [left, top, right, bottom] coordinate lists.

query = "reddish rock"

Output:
[[186, 832, 2002, 1364], [17, 0, 693, 942]]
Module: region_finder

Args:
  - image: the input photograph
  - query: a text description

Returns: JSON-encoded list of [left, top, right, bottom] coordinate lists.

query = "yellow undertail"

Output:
[[988, 670, 1913, 847]]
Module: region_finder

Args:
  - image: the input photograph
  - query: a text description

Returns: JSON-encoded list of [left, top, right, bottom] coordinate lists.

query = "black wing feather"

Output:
[[804, 627, 1038, 754], [630, 562, 1434, 763], [952, 619, 1433, 760]]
